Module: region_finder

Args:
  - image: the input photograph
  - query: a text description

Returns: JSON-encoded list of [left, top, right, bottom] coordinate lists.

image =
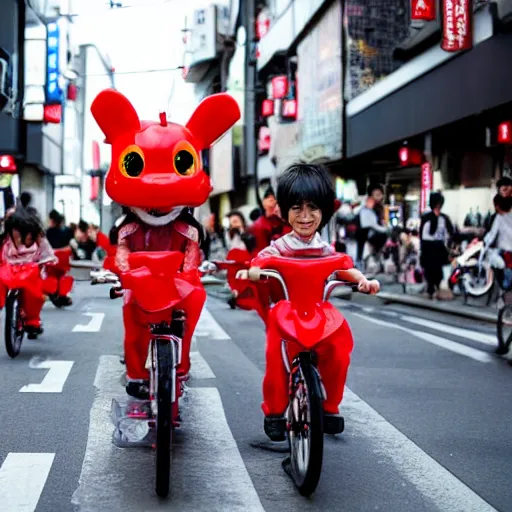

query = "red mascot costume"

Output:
[[91, 89, 240, 398]]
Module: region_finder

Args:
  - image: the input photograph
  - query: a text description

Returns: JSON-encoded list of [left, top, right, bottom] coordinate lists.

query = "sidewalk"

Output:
[[377, 281, 498, 324]]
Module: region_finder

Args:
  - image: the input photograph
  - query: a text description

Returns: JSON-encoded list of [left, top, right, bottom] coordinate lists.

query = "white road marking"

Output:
[[344, 387, 497, 511], [352, 313, 493, 363], [0, 453, 55, 512], [190, 351, 216, 379], [72, 356, 264, 512], [72, 313, 105, 333], [194, 307, 230, 339], [19, 358, 74, 393], [400, 314, 497, 347]]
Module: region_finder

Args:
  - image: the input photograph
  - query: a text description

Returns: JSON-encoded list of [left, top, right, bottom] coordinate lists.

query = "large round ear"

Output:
[[186, 93, 240, 150], [91, 89, 141, 144]]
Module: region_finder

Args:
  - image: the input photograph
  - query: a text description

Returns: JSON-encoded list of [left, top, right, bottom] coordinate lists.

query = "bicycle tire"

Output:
[[5, 290, 24, 359], [497, 304, 512, 354], [288, 355, 324, 497], [155, 339, 174, 498]]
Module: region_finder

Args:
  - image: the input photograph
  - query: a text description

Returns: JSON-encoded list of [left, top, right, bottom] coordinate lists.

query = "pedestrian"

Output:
[[355, 183, 388, 268], [46, 210, 73, 249], [420, 192, 454, 299]]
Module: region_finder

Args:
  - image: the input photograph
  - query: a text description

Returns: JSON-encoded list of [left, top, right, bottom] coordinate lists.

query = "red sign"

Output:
[[271, 76, 288, 99], [399, 146, 423, 166], [90, 176, 100, 201], [43, 104, 62, 124], [441, 0, 472, 52], [256, 11, 270, 40], [92, 141, 101, 170], [258, 126, 271, 153], [282, 99, 298, 119], [411, 0, 436, 21], [420, 162, 433, 213], [67, 83, 77, 101], [0, 155, 17, 173], [261, 99, 274, 117], [498, 121, 512, 144]]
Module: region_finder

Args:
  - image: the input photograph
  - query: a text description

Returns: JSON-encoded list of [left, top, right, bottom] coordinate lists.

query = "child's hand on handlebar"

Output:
[[236, 269, 249, 280], [358, 278, 380, 295]]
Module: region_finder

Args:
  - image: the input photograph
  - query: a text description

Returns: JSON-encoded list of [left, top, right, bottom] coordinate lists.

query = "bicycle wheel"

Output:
[[287, 353, 324, 497], [155, 339, 174, 498], [5, 290, 24, 359], [497, 304, 512, 354]]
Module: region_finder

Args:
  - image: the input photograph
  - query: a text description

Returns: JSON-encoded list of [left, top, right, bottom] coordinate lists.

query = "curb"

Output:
[[377, 292, 497, 324]]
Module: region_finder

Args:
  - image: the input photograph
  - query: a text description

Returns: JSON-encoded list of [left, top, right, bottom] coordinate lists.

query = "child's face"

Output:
[[499, 184, 512, 198], [288, 202, 322, 238]]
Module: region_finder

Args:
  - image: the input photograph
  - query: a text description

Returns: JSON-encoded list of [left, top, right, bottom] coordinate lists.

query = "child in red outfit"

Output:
[[2, 208, 57, 338], [242, 164, 379, 441], [115, 209, 206, 399]]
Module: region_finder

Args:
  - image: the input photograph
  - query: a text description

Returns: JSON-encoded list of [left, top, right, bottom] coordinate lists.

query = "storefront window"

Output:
[[345, 0, 410, 101]]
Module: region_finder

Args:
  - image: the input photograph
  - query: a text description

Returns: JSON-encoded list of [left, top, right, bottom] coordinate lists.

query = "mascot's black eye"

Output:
[[174, 150, 195, 176], [122, 152, 144, 177]]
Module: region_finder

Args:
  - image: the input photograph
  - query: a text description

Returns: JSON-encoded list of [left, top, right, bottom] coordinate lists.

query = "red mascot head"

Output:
[[91, 89, 240, 225]]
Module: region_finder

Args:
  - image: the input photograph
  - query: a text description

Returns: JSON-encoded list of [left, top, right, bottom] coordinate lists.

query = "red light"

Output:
[[271, 76, 288, 99], [411, 0, 436, 21], [0, 155, 17, 173], [282, 99, 297, 119], [44, 104, 62, 124], [498, 121, 512, 144], [399, 147, 409, 164], [261, 99, 274, 117]]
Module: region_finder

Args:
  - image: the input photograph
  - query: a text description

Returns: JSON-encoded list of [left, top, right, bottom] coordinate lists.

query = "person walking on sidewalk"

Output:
[[420, 192, 455, 300]]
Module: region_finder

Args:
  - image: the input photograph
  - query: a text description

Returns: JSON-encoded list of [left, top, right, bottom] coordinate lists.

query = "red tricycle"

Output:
[[110, 251, 195, 498], [44, 247, 74, 308], [0, 262, 45, 358], [245, 253, 360, 497]]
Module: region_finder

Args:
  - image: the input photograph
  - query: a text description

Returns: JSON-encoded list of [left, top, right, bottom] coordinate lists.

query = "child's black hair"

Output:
[[494, 193, 512, 213], [5, 208, 44, 243], [277, 164, 335, 230]]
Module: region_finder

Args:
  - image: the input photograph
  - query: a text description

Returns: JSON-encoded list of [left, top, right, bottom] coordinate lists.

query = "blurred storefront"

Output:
[[342, 0, 512, 228]]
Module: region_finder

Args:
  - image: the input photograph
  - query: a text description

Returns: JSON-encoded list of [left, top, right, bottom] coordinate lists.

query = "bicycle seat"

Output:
[[128, 251, 184, 277]]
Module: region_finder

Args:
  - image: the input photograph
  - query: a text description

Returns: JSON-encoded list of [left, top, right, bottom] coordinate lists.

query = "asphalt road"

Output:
[[0, 282, 510, 512]]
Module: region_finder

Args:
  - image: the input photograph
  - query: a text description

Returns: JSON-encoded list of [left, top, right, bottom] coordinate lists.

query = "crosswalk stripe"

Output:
[[0, 453, 55, 512], [190, 350, 216, 379], [72, 355, 263, 511], [343, 388, 498, 511], [195, 307, 231, 339], [399, 315, 496, 347], [352, 313, 494, 363]]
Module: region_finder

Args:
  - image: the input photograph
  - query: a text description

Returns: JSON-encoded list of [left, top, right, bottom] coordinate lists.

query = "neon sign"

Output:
[[46, 22, 62, 104]]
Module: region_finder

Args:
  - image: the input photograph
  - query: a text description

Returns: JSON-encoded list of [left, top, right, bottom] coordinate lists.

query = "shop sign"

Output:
[[282, 99, 298, 120], [262, 99, 274, 117], [0, 154, 17, 173], [498, 121, 512, 144], [271, 75, 288, 99], [258, 126, 271, 153], [420, 162, 433, 213], [256, 10, 270, 40], [411, 0, 436, 21], [441, 0, 472, 52], [43, 104, 62, 124], [46, 21, 62, 104]]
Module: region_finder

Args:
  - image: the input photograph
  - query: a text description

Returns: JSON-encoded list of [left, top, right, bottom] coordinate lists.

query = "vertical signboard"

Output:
[[297, 0, 342, 161], [441, 0, 472, 52], [420, 162, 433, 213], [46, 21, 62, 104]]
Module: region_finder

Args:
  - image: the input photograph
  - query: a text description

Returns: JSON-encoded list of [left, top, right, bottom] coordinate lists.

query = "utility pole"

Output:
[[244, 0, 262, 208]]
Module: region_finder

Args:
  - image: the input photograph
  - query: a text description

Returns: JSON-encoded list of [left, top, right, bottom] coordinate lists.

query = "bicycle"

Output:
[[0, 262, 44, 358], [246, 253, 361, 497], [110, 251, 192, 498]]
